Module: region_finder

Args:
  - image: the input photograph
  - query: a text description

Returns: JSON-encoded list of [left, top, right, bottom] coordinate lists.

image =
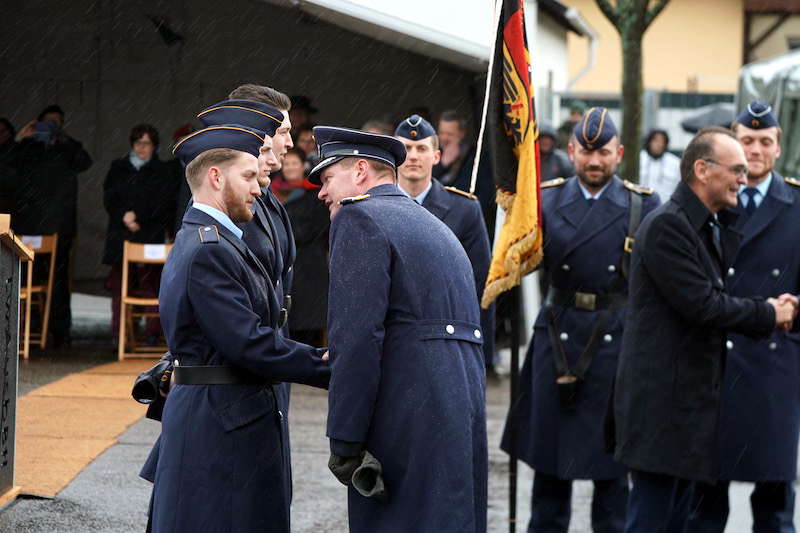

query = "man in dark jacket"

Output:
[[10, 104, 92, 346], [314, 126, 487, 532], [686, 102, 800, 532], [539, 121, 574, 181], [613, 126, 798, 532], [394, 114, 495, 369]]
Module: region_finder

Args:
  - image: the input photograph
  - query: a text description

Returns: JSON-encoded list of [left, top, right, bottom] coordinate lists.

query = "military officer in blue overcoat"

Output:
[[393, 114, 495, 368], [311, 126, 488, 532], [500, 108, 661, 532], [687, 102, 800, 533], [150, 124, 329, 533]]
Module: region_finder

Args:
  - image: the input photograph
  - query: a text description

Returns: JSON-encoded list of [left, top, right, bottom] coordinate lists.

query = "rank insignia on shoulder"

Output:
[[197, 225, 220, 243], [785, 177, 800, 187], [623, 180, 654, 195], [541, 177, 567, 189], [444, 186, 477, 200], [340, 194, 371, 205]]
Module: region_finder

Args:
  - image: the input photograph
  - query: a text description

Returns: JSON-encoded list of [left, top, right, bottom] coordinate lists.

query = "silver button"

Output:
[[559, 332, 569, 341], [204, 226, 211, 231], [561, 264, 570, 271], [772, 269, 780, 278], [473, 329, 482, 339], [446, 324, 455, 334], [608, 265, 616, 273], [726, 340, 734, 350], [278, 410, 284, 421], [603, 334, 613, 343], [353, 149, 359, 154], [728, 267, 735, 277], [288, 266, 293, 272], [769, 342, 777, 351]]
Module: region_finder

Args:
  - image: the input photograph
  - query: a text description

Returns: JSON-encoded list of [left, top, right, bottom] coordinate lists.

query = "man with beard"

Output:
[[639, 128, 681, 201], [149, 124, 329, 533], [393, 114, 495, 370], [501, 107, 661, 533], [686, 102, 800, 533], [313, 126, 487, 532]]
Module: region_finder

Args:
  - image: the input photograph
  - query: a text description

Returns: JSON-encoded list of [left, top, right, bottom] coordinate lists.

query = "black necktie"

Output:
[[743, 187, 759, 216], [709, 217, 723, 262]]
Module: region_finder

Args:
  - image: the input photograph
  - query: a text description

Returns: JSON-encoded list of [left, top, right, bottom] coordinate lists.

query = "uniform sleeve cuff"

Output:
[[330, 439, 364, 457]]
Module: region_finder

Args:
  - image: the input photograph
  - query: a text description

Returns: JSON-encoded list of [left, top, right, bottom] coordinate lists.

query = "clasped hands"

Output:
[[768, 293, 799, 332]]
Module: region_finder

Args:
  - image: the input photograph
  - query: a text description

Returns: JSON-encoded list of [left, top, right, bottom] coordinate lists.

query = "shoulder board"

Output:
[[623, 180, 654, 195], [541, 177, 566, 189], [197, 225, 220, 243], [340, 194, 370, 205], [443, 186, 477, 200], [784, 177, 800, 187]]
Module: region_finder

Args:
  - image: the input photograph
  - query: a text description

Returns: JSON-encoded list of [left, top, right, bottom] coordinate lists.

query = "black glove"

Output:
[[352, 451, 389, 503], [132, 352, 174, 404], [328, 453, 361, 487]]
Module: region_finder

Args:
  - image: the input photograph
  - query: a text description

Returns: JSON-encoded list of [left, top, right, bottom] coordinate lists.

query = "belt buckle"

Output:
[[624, 236, 635, 253], [574, 291, 596, 311]]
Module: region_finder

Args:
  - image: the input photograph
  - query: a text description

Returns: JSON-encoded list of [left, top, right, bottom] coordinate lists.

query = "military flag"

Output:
[[476, 0, 542, 309]]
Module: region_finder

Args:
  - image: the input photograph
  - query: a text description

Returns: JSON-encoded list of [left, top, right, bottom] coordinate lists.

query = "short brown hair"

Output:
[[680, 126, 737, 183], [185, 148, 240, 190], [228, 84, 291, 111], [730, 120, 782, 142], [130, 123, 159, 148]]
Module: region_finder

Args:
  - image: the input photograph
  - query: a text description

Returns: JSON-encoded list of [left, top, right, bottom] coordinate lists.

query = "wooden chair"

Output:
[[118, 241, 172, 360], [19, 234, 58, 358]]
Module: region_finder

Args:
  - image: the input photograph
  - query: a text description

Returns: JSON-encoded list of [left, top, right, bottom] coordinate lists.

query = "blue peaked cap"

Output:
[[736, 100, 778, 130], [573, 107, 618, 150], [172, 124, 265, 166], [309, 126, 407, 185], [197, 99, 284, 138], [394, 114, 437, 141]]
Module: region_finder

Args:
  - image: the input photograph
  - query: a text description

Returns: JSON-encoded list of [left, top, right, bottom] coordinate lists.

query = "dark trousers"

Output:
[[528, 471, 628, 533], [624, 470, 693, 533], [50, 234, 73, 343], [686, 481, 795, 533]]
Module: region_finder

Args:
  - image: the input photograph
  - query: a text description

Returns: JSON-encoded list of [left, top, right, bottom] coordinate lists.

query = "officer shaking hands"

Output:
[[500, 107, 661, 533], [687, 102, 800, 532], [149, 124, 329, 533], [393, 114, 496, 370], [312, 126, 488, 532]]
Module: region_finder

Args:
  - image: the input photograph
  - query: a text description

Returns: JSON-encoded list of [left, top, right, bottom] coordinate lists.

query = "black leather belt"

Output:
[[174, 365, 277, 386], [546, 287, 627, 311]]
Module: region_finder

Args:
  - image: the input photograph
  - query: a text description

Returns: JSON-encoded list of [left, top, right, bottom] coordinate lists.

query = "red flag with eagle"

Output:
[[480, 0, 543, 309]]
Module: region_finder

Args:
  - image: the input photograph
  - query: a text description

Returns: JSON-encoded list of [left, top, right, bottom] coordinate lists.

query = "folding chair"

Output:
[[19, 234, 58, 357], [118, 241, 172, 360]]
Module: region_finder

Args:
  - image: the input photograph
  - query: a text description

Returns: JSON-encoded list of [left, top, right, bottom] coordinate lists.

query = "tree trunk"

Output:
[[619, 25, 644, 184]]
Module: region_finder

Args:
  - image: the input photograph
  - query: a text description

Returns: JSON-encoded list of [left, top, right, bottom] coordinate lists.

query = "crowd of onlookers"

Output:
[[0, 98, 682, 351]]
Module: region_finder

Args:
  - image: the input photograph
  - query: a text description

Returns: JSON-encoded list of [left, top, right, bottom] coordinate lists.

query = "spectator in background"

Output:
[[557, 100, 586, 149], [539, 121, 574, 181], [361, 118, 394, 136], [168, 124, 195, 237], [639, 128, 682, 201], [278, 148, 329, 347], [102, 124, 172, 345], [294, 124, 318, 172], [10, 104, 92, 348], [289, 95, 317, 138]]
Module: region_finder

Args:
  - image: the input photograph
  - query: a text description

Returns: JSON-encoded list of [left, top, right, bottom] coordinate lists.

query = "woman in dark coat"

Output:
[[278, 148, 329, 346], [103, 124, 172, 342]]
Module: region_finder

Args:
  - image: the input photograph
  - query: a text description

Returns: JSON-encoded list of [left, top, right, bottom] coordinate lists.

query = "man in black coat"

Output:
[[612, 126, 799, 532], [10, 104, 92, 347], [394, 114, 495, 368]]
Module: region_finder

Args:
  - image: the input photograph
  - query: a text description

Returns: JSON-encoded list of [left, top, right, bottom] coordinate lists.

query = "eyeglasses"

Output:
[[703, 159, 748, 178]]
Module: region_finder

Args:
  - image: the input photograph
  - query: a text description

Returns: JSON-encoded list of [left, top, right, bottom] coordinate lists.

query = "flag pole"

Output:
[[508, 284, 521, 533], [469, 0, 503, 195]]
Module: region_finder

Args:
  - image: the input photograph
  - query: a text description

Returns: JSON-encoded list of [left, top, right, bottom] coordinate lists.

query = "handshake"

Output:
[[768, 293, 799, 332]]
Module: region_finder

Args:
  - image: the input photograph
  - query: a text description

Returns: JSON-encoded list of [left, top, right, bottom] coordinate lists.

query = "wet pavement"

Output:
[[0, 294, 797, 532]]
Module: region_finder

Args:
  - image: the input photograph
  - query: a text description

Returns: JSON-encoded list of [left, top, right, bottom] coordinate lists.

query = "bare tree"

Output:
[[595, 0, 670, 183]]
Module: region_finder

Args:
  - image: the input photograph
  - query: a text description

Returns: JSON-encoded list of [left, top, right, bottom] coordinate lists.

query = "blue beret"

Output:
[[736, 100, 778, 130], [172, 124, 265, 166], [197, 99, 284, 137], [394, 114, 436, 141], [308, 126, 407, 185], [574, 107, 618, 150]]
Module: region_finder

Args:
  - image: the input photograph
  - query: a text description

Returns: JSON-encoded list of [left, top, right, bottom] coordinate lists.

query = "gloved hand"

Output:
[[352, 451, 389, 503], [328, 453, 362, 487]]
